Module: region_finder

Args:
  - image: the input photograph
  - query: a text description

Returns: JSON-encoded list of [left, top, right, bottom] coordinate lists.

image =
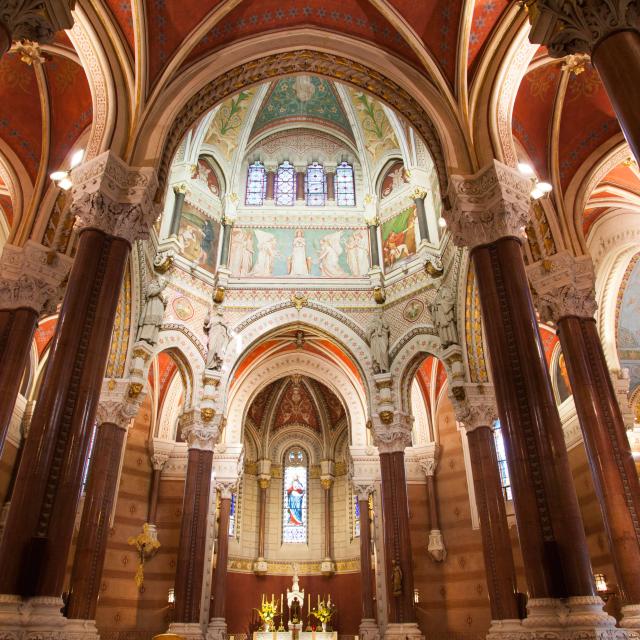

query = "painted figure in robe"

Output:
[[287, 475, 305, 525]]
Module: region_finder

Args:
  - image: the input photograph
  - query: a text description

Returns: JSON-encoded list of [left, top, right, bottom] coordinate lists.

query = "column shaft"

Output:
[[324, 485, 332, 559], [0, 229, 130, 597], [148, 468, 162, 525], [369, 225, 380, 269], [358, 497, 375, 619], [0, 308, 38, 454], [258, 483, 267, 558], [379, 451, 415, 623], [169, 190, 186, 237], [558, 315, 640, 604], [426, 475, 438, 530], [219, 223, 232, 268], [174, 447, 214, 623], [472, 237, 594, 599], [265, 171, 275, 201], [414, 197, 429, 244], [592, 30, 640, 166], [326, 172, 335, 201], [212, 496, 231, 619], [467, 426, 520, 620], [67, 422, 126, 620], [296, 172, 305, 201]]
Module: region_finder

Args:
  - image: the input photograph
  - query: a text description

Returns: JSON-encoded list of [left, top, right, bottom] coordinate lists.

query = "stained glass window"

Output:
[[305, 162, 326, 206], [275, 161, 296, 206], [493, 420, 512, 500], [354, 495, 361, 538], [283, 447, 308, 544], [246, 161, 266, 206], [229, 492, 237, 536], [336, 162, 355, 207]]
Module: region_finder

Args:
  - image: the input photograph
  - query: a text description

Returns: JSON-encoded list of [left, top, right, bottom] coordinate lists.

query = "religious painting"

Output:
[[618, 253, 640, 392], [380, 161, 408, 199], [228, 226, 370, 277], [403, 298, 425, 323], [172, 296, 194, 321], [552, 348, 572, 405], [282, 448, 308, 544], [192, 157, 221, 196], [176, 201, 220, 273], [381, 205, 418, 269]]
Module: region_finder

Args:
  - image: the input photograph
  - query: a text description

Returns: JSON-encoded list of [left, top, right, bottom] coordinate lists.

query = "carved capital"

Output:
[[446, 160, 532, 249], [151, 453, 169, 471], [0, 241, 72, 314], [96, 378, 144, 430], [449, 383, 498, 431], [372, 413, 413, 453], [527, 0, 640, 57], [419, 456, 438, 477], [527, 251, 597, 322], [0, 0, 75, 46], [352, 481, 375, 501], [179, 409, 220, 451], [70, 151, 159, 245], [411, 186, 428, 200], [216, 479, 237, 500]]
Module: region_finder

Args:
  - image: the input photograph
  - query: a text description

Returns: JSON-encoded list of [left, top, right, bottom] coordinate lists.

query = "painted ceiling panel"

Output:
[[583, 205, 610, 237], [102, 1, 134, 53], [34, 316, 58, 357], [468, 0, 509, 75], [273, 379, 320, 430], [0, 193, 12, 227]]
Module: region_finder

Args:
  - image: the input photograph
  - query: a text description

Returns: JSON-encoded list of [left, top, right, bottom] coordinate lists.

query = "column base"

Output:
[[64, 618, 101, 639], [168, 622, 206, 640], [383, 622, 424, 640], [206, 616, 228, 640], [622, 604, 640, 630], [0, 595, 66, 639], [359, 618, 380, 640]]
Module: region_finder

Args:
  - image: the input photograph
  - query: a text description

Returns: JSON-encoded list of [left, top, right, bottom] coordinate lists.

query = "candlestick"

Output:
[[272, 593, 275, 604], [281, 593, 283, 614], [308, 593, 310, 615], [262, 593, 265, 606]]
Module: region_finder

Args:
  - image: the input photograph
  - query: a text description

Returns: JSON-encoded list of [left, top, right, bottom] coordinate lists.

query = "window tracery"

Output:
[[305, 162, 326, 206], [282, 446, 308, 543], [246, 161, 266, 206], [275, 161, 296, 206], [335, 161, 355, 206]]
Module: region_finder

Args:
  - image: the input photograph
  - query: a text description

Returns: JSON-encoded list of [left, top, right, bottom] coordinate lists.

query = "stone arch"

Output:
[[269, 427, 324, 466]]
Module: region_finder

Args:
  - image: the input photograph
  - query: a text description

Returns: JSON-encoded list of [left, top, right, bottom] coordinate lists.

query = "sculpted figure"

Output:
[[392, 560, 403, 596], [368, 311, 390, 373], [431, 285, 458, 347], [136, 279, 167, 346], [204, 305, 229, 370]]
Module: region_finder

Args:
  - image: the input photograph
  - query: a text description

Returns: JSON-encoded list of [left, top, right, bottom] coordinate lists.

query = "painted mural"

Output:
[[204, 89, 254, 160], [381, 204, 418, 269], [552, 348, 572, 405], [192, 157, 221, 196], [228, 226, 370, 278], [380, 160, 407, 199], [618, 253, 640, 391], [176, 201, 220, 273]]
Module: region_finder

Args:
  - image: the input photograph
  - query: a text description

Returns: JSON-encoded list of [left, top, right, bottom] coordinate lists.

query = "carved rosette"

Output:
[[0, 0, 75, 47], [372, 412, 413, 454], [527, 251, 597, 322], [96, 378, 144, 430], [450, 383, 498, 431], [216, 479, 238, 500], [446, 160, 532, 250], [70, 151, 159, 245], [352, 481, 375, 502], [528, 0, 640, 57], [0, 240, 72, 314], [179, 410, 219, 451]]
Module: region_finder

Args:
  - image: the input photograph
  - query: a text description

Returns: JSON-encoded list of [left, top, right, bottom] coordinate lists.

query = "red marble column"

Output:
[[265, 170, 276, 201], [172, 413, 217, 626], [528, 253, 640, 624], [353, 483, 375, 621], [0, 242, 70, 456], [296, 170, 305, 202], [447, 162, 596, 606], [419, 455, 446, 562], [211, 488, 232, 620], [254, 459, 270, 573], [0, 152, 157, 601], [148, 451, 169, 525], [326, 170, 336, 202]]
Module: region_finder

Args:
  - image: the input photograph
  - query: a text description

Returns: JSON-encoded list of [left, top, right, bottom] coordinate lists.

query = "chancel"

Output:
[[2, 3, 640, 640]]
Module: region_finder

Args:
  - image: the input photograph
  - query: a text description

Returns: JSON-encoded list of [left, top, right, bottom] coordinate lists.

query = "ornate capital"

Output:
[[352, 481, 375, 501], [96, 378, 144, 430], [179, 409, 219, 451], [527, 251, 597, 322], [527, 0, 640, 57], [372, 412, 413, 453], [449, 383, 498, 431], [419, 456, 438, 477], [411, 186, 428, 200], [70, 151, 159, 245], [0, 241, 72, 314], [0, 0, 75, 47], [151, 453, 169, 471], [216, 479, 237, 500], [173, 182, 189, 196], [446, 160, 532, 249]]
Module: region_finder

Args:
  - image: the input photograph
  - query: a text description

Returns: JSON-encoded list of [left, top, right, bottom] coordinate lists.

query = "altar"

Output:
[[254, 632, 337, 640]]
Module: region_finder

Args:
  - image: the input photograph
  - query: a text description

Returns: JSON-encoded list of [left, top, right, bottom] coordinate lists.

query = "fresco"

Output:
[[192, 157, 221, 196], [380, 161, 407, 199], [381, 204, 418, 269], [552, 348, 573, 404], [204, 89, 254, 160], [228, 226, 370, 277], [176, 201, 220, 273], [618, 254, 640, 391]]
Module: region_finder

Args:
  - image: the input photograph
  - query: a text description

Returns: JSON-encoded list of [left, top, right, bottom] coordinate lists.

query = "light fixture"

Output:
[[50, 148, 85, 191], [517, 162, 553, 200], [70, 149, 84, 169], [168, 587, 175, 605], [438, 217, 447, 228], [58, 177, 73, 191], [517, 162, 534, 177], [413, 588, 420, 604], [594, 573, 607, 593]]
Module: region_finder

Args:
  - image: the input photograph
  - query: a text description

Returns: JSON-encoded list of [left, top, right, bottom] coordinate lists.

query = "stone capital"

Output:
[[216, 479, 237, 500], [372, 412, 413, 454], [70, 151, 159, 245], [0, 241, 72, 314], [96, 378, 144, 430], [150, 453, 169, 471], [446, 160, 532, 249], [179, 409, 220, 451], [0, 0, 75, 47], [527, 0, 640, 57], [418, 456, 438, 477], [449, 383, 498, 431], [352, 481, 375, 501], [527, 251, 597, 322]]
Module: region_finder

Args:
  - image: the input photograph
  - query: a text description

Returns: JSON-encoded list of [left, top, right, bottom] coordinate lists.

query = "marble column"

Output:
[[452, 384, 520, 625], [372, 412, 421, 640], [446, 160, 613, 631], [353, 482, 376, 630], [326, 167, 336, 202], [169, 183, 188, 237], [411, 187, 430, 244], [528, 1, 640, 165], [419, 454, 446, 562], [254, 459, 271, 575], [66, 380, 142, 636], [528, 252, 640, 628], [218, 219, 232, 269], [148, 451, 169, 526], [0, 241, 71, 456], [0, 152, 157, 618], [321, 460, 335, 575], [368, 222, 380, 269], [170, 411, 219, 638], [295, 169, 305, 202], [265, 167, 276, 202], [0, 1, 74, 57]]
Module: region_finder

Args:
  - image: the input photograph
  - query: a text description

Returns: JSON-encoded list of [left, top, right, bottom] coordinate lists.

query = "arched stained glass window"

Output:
[[336, 162, 355, 207], [283, 447, 308, 543], [275, 161, 296, 206], [305, 162, 326, 206], [246, 161, 266, 206], [229, 492, 237, 536], [353, 494, 360, 538], [493, 420, 512, 500]]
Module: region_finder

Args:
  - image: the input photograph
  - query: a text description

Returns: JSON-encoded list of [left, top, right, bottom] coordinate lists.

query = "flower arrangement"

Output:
[[311, 599, 335, 626], [255, 595, 279, 631]]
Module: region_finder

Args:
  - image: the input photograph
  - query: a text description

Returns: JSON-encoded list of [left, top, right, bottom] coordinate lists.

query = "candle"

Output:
[[281, 593, 283, 614], [317, 594, 320, 608], [262, 593, 265, 606], [308, 593, 311, 615]]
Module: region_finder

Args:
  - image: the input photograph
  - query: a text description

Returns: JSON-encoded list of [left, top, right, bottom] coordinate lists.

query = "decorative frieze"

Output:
[[446, 160, 532, 250], [0, 241, 72, 314], [0, 0, 75, 49], [70, 151, 159, 245], [527, 251, 597, 322]]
